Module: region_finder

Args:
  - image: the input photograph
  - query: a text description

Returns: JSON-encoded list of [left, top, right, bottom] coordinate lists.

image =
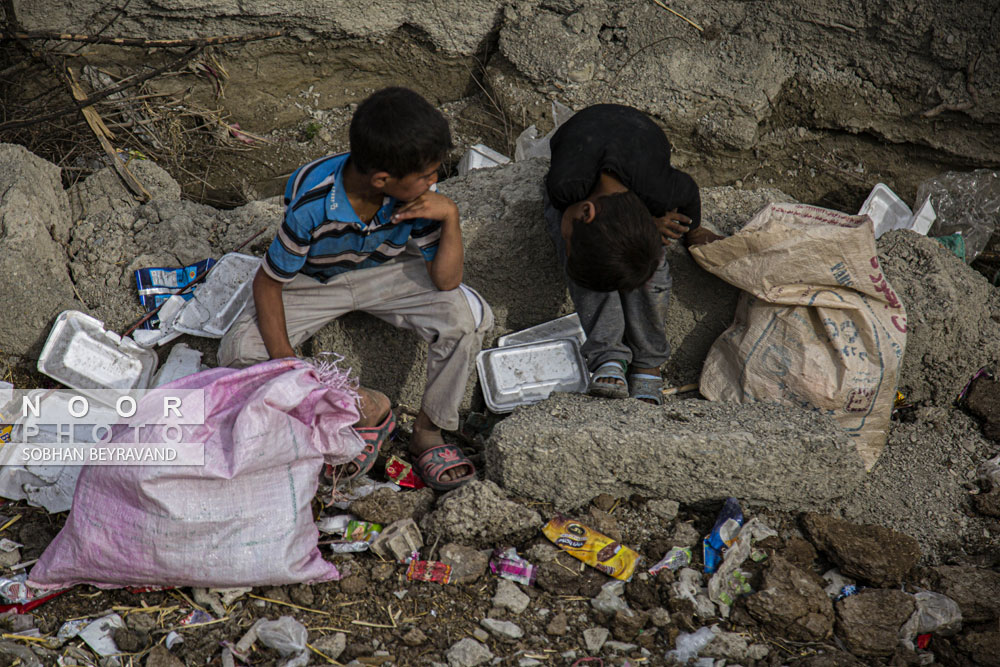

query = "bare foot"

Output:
[[335, 387, 391, 478], [410, 409, 474, 485]]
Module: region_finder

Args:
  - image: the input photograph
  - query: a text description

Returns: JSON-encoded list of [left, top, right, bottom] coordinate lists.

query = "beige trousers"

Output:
[[217, 255, 494, 431]]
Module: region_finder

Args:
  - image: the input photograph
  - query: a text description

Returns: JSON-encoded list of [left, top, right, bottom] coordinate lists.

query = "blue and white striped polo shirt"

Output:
[[262, 152, 441, 283]]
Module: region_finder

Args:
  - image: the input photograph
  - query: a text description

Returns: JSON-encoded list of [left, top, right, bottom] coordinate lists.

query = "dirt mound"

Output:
[[877, 229, 1000, 406]]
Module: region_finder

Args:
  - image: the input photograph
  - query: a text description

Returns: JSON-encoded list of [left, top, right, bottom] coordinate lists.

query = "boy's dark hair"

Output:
[[566, 191, 662, 292], [349, 87, 452, 177]]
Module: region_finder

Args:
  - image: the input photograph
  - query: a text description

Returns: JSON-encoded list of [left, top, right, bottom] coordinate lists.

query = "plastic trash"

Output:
[[920, 169, 1000, 263], [858, 183, 936, 239], [407, 559, 452, 584], [457, 144, 511, 176], [822, 569, 856, 598], [514, 101, 575, 161], [257, 616, 309, 667], [703, 498, 744, 574], [134, 259, 215, 329], [490, 547, 538, 586], [152, 343, 205, 387], [78, 613, 125, 656], [648, 546, 692, 575], [707, 518, 777, 614], [543, 516, 641, 581], [978, 454, 1000, 488], [666, 625, 717, 664], [899, 591, 962, 650]]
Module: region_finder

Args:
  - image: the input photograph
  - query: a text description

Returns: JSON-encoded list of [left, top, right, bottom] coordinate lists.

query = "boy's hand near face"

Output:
[[393, 191, 464, 292], [684, 226, 724, 247], [654, 209, 692, 245]]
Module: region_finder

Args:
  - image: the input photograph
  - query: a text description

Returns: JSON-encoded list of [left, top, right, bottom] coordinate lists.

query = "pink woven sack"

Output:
[[29, 358, 362, 589]]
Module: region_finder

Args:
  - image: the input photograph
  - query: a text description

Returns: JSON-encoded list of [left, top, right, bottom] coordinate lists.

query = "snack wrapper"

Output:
[[386, 456, 426, 489], [542, 517, 641, 581], [489, 548, 537, 586], [344, 520, 382, 543], [406, 560, 451, 584]]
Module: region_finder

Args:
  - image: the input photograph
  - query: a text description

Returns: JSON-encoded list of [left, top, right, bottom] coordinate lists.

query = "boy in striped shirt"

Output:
[[219, 87, 492, 490]]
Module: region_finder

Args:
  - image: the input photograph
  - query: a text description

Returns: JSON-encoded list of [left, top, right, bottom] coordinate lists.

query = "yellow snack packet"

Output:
[[542, 517, 641, 581]]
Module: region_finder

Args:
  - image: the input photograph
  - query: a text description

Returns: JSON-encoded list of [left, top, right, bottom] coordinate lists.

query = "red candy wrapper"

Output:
[[386, 456, 426, 489], [406, 560, 451, 584]]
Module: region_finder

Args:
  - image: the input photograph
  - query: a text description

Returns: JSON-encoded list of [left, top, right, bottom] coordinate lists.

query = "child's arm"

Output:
[[251, 267, 297, 359], [392, 192, 464, 291]]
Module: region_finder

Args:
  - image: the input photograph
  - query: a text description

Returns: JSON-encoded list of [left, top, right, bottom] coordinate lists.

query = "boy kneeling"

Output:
[[545, 104, 721, 404], [220, 87, 492, 490]]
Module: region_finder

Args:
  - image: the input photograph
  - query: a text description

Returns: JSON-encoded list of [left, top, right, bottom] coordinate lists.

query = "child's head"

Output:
[[561, 191, 662, 292], [349, 87, 452, 201]]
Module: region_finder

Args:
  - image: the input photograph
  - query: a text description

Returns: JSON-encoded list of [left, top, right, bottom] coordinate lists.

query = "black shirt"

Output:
[[545, 104, 701, 229]]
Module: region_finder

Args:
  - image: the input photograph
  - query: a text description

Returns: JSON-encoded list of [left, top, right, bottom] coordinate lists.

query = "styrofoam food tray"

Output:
[[171, 253, 260, 338], [498, 313, 585, 348], [859, 183, 912, 238], [477, 338, 588, 413], [37, 310, 158, 400]]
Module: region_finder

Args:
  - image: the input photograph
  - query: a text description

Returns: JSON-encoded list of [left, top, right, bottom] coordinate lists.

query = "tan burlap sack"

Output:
[[691, 203, 907, 469]]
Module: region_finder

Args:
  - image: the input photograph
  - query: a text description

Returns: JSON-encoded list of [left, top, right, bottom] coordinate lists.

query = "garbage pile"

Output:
[[0, 143, 999, 664]]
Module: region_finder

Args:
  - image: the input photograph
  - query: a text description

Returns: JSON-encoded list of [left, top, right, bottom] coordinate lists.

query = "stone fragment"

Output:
[[445, 638, 493, 667], [745, 555, 834, 641], [494, 578, 531, 614], [585, 507, 622, 541], [480, 618, 523, 640], [835, 589, 915, 657], [582, 627, 609, 653], [487, 395, 865, 511], [803, 513, 920, 586], [439, 543, 490, 585], [472, 628, 489, 642], [645, 499, 680, 522], [146, 645, 184, 667], [350, 487, 436, 524], [545, 612, 567, 636], [311, 633, 346, 661], [402, 628, 427, 647], [956, 631, 1000, 667], [339, 575, 367, 596], [420, 481, 541, 548], [702, 630, 749, 662]]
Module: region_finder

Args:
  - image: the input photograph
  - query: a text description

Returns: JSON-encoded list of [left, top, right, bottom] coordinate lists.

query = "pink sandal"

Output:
[[326, 410, 396, 483], [414, 444, 476, 491]]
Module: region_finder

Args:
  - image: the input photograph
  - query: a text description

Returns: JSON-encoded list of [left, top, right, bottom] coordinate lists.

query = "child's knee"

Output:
[[441, 286, 493, 340]]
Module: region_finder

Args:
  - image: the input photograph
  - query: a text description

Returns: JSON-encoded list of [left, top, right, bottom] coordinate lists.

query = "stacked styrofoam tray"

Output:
[[171, 253, 261, 338], [37, 310, 158, 402], [477, 338, 588, 414], [498, 313, 585, 348]]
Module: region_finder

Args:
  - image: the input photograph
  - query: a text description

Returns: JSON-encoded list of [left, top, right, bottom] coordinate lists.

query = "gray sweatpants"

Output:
[[544, 199, 671, 372], [217, 253, 494, 431]]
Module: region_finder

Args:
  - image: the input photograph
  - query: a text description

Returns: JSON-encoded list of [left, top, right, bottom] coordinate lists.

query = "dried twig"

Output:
[[649, 0, 704, 32], [923, 52, 981, 118], [0, 46, 202, 132], [66, 66, 151, 201], [2, 30, 283, 47]]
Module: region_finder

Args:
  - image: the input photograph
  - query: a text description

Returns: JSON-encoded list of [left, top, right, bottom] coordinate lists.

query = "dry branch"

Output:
[[1, 30, 283, 47]]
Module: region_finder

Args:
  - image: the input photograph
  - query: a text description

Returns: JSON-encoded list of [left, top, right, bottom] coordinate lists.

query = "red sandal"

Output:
[[326, 410, 396, 484], [413, 444, 476, 492]]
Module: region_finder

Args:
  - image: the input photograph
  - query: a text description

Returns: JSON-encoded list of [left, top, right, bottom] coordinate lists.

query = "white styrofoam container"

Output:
[[858, 183, 936, 238], [37, 311, 158, 402], [457, 144, 511, 177], [170, 253, 260, 338], [476, 338, 588, 414], [498, 313, 586, 348]]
